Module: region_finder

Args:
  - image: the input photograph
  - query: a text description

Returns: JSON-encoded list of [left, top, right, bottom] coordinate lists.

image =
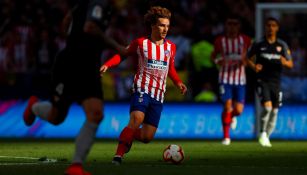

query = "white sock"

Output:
[[72, 121, 98, 164], [260, 106, 272, 133], [32, 101, 52, 121], [267, 108, 279, 136]]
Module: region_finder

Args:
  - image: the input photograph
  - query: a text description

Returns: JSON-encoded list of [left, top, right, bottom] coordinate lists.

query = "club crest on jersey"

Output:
[[165, 50, 170, 57], [276, 46, 282, 52], [92, 5, 102, 19]]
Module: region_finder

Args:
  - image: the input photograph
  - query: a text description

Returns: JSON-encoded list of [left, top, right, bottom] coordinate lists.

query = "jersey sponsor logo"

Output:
[[261, 53, 281, 60], [227, 53, 242, 60], [260, 47, 266, 51], [276, 46, 282, 52], [147, 60, 167, 70], [92, 5, 102, 19]]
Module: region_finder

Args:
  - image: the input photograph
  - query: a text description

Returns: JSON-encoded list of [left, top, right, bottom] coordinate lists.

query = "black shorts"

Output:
[[256, 79, 282, 108], [50, 48, 103, 119]]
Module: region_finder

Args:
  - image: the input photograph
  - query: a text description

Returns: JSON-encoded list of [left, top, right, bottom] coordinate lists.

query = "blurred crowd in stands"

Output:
[[1, 0, 307, 102]]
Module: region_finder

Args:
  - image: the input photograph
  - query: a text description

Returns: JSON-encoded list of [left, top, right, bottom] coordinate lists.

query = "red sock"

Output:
[[115, 127, 134, 157], [222, 111, 232, 138], [133, 128, 142, 141]]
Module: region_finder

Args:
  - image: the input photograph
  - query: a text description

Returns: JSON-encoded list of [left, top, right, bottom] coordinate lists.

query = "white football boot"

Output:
[[221, 138, 231, 146]]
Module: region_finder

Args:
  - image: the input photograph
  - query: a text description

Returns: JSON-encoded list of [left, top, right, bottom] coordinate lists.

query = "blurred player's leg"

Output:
[[24, 95, 70, 126], [267, 108, 278, 136], [66, 98, 103, 175], [220, 86, 233, 145], [65, 164, 91, 175], [259, 103, 272, 147], [231, 86, 245, 130], [230, 117, 237, 130], [31, 101, 52, 121], [221, 111, 232, 145], [23, 96, 39, 126]]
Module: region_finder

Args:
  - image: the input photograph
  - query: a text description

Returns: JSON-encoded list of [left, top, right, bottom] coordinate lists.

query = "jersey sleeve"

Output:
[[281, 41, 292, 60], [86, 0, 111, 29], [244, 35, 252, 49], [104, 39, 139, 67], [211, 37, 221, 61], [104, 54, 121, 67], [168, 44, 182, 85], [126, 39, 138, 56], [246, 42, 258, 59]]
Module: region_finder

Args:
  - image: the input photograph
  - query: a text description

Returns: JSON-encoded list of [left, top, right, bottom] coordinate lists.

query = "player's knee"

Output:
[[223, 106, 232, 113], [233, 108, 243, 116], [142, 137, 153, 144], [48, 109, 66, 125], [87, 109, 103, 124], [142, 134, 154, 144], [263, 106, 272, 114]]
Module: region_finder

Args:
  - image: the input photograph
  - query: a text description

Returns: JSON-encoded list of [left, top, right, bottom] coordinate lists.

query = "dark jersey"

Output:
[[51, 0, 112, 107], [66, 0, 112, 58], [247, 38, 292, 84]]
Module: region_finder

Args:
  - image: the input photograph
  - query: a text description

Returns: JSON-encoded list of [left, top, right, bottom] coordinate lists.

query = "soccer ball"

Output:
[[163, 144, 184, 164]]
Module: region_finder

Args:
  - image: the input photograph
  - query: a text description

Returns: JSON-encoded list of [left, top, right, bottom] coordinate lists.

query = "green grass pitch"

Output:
[[0, 140, 306, 175]]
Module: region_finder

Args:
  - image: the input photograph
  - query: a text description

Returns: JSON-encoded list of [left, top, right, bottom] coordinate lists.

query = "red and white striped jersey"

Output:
[[212, 34, 251, 85], [104, 37, 182, 102]]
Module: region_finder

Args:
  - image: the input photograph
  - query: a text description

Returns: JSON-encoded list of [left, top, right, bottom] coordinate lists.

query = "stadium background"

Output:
[[0, 0, 307, 140]]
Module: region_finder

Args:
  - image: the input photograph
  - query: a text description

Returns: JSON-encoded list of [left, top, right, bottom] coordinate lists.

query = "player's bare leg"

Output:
[[65, 98, 103, 175], [23, 96, 67, 126], [23, 96, 68, 126], [112, 111, 144, 165], [133, 124, 157, 143], [231, 102, 244, 130], [23, 96, 41, 126]]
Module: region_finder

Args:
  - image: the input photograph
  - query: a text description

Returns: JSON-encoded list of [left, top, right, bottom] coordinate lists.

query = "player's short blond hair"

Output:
[[144, 6, 171, 28]]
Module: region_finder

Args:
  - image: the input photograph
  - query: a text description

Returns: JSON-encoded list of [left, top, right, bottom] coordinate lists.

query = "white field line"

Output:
[[0, 155, 40, 160], [0, 155, 59, 165]]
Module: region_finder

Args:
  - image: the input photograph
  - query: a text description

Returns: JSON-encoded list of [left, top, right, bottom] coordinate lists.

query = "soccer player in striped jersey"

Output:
[[211, 15, 251, 145], [247, 17, 293, 147], [100, 6, 187, 164]]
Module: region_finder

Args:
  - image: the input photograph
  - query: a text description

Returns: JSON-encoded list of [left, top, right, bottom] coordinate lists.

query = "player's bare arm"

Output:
[[61, 12, 72, 36], [176, 82, 188, 95], [247, 55, 262, 73], [280, 56, 293, 69], [211, 46, 224, 66]]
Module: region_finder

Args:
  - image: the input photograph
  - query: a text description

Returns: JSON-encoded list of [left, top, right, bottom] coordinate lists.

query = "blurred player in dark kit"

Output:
[[23, 0, 125, 174], [247, 17, 293, 147]]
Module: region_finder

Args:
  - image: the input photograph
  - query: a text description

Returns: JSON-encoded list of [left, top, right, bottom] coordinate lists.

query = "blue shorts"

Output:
[[219, 84, 245, 104], [130, 92, 163, 128]]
